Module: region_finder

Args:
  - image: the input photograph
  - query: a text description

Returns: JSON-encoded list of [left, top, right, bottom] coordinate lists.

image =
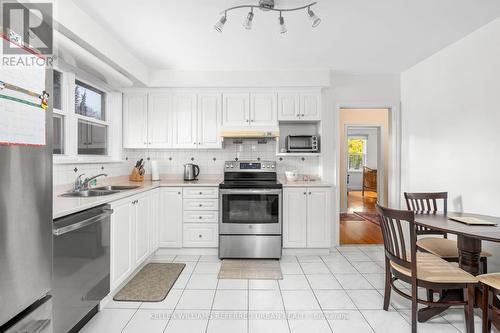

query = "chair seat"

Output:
[[417, 237, 491, 259], [390, 252, 478, 284], [478, 273, 500, 290]]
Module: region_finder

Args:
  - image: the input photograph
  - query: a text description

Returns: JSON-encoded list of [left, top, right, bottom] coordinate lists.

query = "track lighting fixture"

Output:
[[215, 0, 321, 33], [307, 7, 321, 27], [214, 14, 227, 32], [243, 9, 254, 30], [279, 13, 287, 34]]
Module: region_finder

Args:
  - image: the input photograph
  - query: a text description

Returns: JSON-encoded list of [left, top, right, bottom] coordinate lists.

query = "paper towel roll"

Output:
[[151, 160, 160, 181]]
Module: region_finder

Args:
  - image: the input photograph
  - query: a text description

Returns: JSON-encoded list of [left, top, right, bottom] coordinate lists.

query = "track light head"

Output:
[[214, 14, 227, 32], [308, 8, 321, 27], [279, 14, 287, 34], [243, 9, 254, 29]]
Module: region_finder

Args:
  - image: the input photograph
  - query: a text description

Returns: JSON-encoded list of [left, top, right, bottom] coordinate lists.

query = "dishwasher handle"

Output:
[[53, 208, 113, 236]]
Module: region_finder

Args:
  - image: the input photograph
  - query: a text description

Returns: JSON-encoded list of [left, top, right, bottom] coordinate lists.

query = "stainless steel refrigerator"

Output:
[[0, 68, 53, 331]]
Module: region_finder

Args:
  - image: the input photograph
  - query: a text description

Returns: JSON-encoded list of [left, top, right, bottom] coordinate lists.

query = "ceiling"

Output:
[[75, 0, 500, 74]]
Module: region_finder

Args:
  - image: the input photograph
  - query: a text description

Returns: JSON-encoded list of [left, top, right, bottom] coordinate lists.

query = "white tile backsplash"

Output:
[[53, 140, 321, 185]]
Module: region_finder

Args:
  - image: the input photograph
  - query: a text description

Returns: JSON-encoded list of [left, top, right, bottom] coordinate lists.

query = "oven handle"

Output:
[[220, 189, 282, 195]]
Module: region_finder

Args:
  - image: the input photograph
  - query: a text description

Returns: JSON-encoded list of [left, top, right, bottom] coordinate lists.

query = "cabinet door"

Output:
[[172, 94, 197, 148], [197, 93, 222, 149], [283, 188, 307, 248], [250, 92, 277, 127], [134, 193, 150, 266], [306, 188, 331, 248], [148, 93, 172, 148], [149, 189, 160, 255], [123, 93, 148, 148], [159, 187, 183, 247], [222, 93, 250, 127], [300, 93, 321, 121], [278, 92, 300, 121], [110, 200, 133, 290]]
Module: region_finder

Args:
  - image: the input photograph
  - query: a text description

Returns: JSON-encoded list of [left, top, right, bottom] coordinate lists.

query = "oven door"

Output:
[[219, 189, 282, 235]]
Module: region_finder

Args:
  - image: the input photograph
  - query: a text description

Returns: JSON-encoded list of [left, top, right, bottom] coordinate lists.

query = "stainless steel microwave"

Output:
[[286, 135, 320, 152]]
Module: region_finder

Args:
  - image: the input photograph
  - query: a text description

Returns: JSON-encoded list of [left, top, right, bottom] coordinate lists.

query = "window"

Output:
[[74, 80, 108, 156], [52, 70, 65, 155], [348, 138, 366, 171]]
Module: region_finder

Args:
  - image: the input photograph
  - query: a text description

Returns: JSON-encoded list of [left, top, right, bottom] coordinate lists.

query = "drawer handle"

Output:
[[199, 204, 203, 207], [198, 234, 202, 238], [199, 216, 203, 219], [199, 192, 203, 195]]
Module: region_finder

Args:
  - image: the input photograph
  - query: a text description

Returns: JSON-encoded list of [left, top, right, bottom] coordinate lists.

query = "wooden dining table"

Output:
[[414, 212, 500, 326]]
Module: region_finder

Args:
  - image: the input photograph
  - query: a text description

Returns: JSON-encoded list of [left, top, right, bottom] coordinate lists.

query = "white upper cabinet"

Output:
[[123, 93, 148, 148], [250, 92, 277, 127], [222, 93, 250, 127], [197, 93, 222, 149], [278, 92, 300, 121], [172, 93, 197, 149], [300, 92, 321, 121], [277, 90, 321, 121], [148, 93, 172, 148]]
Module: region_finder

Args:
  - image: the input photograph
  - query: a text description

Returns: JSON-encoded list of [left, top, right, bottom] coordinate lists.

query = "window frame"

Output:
[[52, 69, 67, 155], [347, 136, 367, 172], [53, 68, 121, 164]]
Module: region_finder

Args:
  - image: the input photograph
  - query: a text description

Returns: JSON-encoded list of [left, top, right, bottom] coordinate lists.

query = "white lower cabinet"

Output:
[[110, 191, 153, 291], [182, 187, 219, 248], [183, 224, 218, 247], [159, 187, 183, 248], [283, 187, 331, 248]]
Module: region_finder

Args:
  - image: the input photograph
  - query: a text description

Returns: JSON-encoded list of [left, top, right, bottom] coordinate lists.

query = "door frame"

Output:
[[332, 103, 401, 246], [343, 124, 385, 213]]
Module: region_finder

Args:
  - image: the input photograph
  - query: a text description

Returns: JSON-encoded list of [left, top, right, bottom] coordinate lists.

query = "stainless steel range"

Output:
[[219, 160, 282, 259]]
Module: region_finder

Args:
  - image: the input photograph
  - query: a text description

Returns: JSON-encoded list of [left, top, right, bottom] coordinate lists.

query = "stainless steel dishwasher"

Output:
[[52, 205, 113, 333]]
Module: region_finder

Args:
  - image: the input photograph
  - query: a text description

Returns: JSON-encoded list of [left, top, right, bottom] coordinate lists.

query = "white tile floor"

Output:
[[81, 245, 498, 333]]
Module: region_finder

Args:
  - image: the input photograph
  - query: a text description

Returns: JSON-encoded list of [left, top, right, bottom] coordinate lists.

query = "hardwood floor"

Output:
[[340, 191, 383, 244]]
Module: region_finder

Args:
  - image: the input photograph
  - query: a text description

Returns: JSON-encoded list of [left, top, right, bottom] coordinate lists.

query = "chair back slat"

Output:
[[376, 204, 416, 271], [404, 192, 448, 236]]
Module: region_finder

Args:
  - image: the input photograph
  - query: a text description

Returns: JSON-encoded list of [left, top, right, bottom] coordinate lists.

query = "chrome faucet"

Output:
[[73, 173, 108, 191]]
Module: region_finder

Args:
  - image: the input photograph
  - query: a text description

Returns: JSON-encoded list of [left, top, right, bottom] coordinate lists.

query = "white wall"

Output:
[[401, 17, 500, 271]]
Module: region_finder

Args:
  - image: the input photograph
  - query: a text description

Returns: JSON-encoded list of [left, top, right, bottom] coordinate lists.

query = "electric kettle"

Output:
[[183, 163, 200, 181]]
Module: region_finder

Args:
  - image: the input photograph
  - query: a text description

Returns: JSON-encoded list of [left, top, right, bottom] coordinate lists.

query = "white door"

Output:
[[222, 93, 250, 127], [110, 200, 133, 290], [306, 188, 331, 248], [300, 93, 321, 121], [148, 92, 172, 148], [250, 92, 277, 126], [197, 93, 222, 149], [134, 193, 150, 266], [283, 188, 307, 248], [278, 92, 300, 121], [123, 93, 148, 148], [149, 189, 160, 255], [159, 187, 183, 247], [173, 93, 197, 148]]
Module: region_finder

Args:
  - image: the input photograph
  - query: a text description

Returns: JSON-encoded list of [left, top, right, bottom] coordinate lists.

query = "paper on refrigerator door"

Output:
[[0, 37, 46, 146]]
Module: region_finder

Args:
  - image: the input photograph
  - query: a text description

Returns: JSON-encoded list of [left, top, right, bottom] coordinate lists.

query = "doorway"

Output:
[[338, 109, 389, 244]]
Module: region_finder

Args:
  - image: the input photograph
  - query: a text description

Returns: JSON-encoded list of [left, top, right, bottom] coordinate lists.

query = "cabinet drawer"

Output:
[[183, 198, 219, 211], [184, 210, 219, 223], [183, 187, 219, 199], [183, 224, 218, 247]]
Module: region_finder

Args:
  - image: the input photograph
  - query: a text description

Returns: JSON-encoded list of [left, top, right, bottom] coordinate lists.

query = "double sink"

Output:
[[60, 185, 140, 197]]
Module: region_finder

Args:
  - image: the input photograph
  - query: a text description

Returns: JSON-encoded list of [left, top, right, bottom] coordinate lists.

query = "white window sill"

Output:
[[348, 169, 363, 173], [53, 156, 126, 165]]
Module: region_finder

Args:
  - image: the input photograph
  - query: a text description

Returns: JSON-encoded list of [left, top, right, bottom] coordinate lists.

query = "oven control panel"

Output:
[[224, 160, 276, 172]]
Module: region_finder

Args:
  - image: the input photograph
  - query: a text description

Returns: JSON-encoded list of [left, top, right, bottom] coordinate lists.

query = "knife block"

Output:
[[129, 167, 144, 182]]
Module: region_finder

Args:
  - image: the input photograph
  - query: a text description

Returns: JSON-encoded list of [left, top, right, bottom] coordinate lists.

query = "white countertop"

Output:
[[53, 175, 332, 219]]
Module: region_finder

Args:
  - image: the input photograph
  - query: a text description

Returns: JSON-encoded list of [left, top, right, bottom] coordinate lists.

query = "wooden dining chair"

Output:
[[376, 203, 478, 333], [478, 273, 500, 333], [404, 192, 490, 274]]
